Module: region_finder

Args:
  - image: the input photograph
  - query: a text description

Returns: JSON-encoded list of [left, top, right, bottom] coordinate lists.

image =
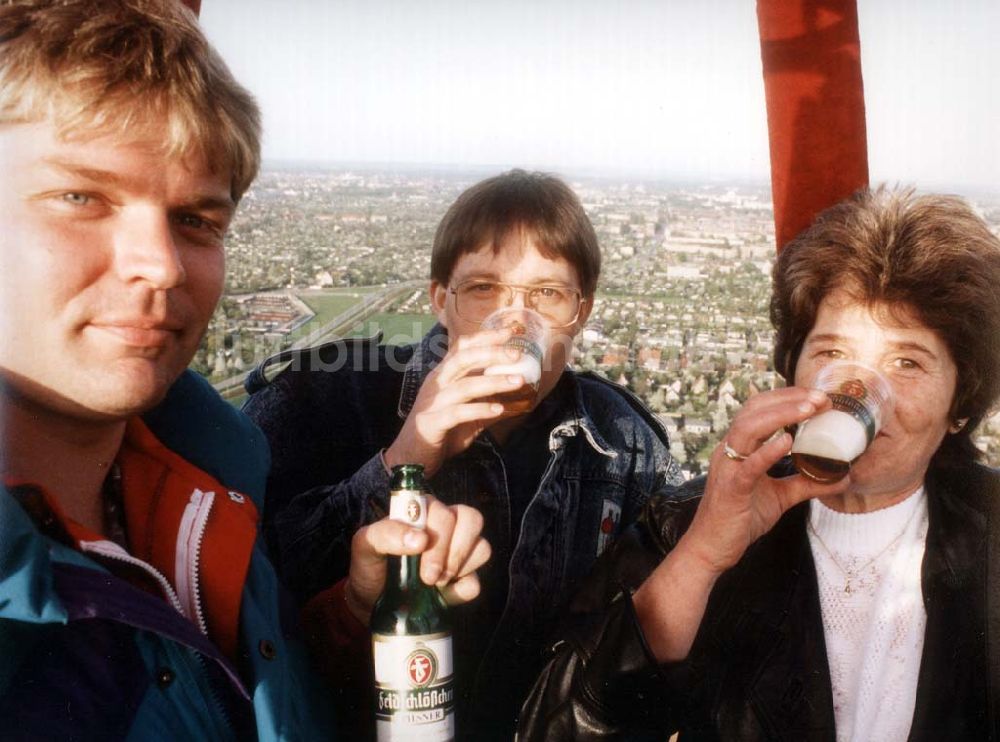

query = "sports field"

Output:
[[290, 289, 377, 341], [348, 313, 436, 345]]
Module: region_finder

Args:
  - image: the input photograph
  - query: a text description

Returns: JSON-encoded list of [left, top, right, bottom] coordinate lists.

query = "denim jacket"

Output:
[[243, 324, 682, 738]]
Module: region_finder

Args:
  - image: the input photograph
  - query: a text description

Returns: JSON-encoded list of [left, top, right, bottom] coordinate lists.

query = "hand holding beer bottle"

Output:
[[301, 476, 489, 741], [344, 490, 491, 625], [368, 464, 477, 741]]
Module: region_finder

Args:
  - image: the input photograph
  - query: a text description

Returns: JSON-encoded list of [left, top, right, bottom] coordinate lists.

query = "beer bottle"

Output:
[[372, 464, 455, 741]]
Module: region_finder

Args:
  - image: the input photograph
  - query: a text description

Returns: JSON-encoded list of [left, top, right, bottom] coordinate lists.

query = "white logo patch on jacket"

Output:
[[597, 499, 622, 556]]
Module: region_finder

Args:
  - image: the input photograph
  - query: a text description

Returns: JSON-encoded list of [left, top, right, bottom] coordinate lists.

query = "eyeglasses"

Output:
[[449, 280, 585, 327]]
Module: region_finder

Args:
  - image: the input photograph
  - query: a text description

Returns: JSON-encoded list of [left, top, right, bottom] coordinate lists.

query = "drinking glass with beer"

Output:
[[480, 307, 546, 415], [791, 361, 895, 483], [448, 279, 584, 416]]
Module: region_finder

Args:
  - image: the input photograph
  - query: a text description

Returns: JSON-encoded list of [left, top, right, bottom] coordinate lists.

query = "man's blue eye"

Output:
[[62, 192, 90, 205]]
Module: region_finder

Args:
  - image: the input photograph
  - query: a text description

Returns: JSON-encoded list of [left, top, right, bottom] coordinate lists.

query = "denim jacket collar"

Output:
[[398, 324, 617, 458]]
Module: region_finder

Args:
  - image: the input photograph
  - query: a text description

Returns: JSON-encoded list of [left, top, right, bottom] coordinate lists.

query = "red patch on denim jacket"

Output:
[[597, 499, 621, 556]]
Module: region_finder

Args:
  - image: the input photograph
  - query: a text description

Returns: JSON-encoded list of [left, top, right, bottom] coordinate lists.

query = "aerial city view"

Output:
[[195, 167, 1000, 477], [8, 2, 1000, 740]]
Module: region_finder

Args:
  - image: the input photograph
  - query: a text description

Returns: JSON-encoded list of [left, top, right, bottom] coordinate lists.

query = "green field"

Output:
[[223, 311, 433, 408], [348, 313, 436, 344], [298, 292, 367, 321], [289, 291, 371, 341]]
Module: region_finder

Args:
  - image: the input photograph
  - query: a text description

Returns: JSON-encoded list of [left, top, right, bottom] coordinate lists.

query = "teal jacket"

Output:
[[0, 371, 334, 740]]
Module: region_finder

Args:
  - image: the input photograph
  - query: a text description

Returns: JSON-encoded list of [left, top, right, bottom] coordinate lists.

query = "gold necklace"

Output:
[[806, 502, 923, 595]]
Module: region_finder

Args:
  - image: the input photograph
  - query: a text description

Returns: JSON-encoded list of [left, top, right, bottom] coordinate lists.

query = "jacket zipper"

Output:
[[82, 498, 241, 733], [80, 487, 214, 639], [174, 488, 214, 636], [472, 443, 563, 701], [78, 539, 186, 616]]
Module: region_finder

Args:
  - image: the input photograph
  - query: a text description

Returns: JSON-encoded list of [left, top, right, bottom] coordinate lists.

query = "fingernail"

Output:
[[490, 403, 504, 414], [507, 375, 522, 385], [808, 390, 827, 405], [798, 401, 815, 414], [403, 530, 422, 549]]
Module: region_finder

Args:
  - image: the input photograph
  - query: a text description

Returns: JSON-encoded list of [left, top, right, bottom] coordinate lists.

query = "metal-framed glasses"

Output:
[[449, 280, 584, 327]]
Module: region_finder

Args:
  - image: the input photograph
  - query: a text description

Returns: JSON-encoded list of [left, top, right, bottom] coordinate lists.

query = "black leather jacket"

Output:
[[518, 461, 1000, 741]]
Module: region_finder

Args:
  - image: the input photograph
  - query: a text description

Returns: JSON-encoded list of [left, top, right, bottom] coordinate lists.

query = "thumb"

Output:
[[355, 520, 429, 564]]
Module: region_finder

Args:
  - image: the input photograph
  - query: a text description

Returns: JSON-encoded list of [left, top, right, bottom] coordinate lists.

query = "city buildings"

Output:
[[200, 167, 1000, 476]]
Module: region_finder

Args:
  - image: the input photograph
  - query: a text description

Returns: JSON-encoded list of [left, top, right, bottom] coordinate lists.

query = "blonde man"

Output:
[[0, 1, 487, 738]]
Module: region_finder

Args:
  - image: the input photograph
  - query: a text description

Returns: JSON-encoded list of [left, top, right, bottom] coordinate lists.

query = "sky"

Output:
[[201, 1, 999, 192]]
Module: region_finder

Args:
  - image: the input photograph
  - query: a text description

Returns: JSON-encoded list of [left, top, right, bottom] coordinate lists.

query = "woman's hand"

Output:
[[681, 386, 848, 575], [634, 386, 849, 662], [344, 496, 492, 625]]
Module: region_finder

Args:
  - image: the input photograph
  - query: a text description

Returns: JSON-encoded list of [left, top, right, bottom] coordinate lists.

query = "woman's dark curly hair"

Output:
[[771, 186, 1000, 467]]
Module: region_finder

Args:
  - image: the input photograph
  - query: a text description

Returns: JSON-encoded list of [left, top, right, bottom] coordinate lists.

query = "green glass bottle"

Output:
[[371, 464, 455, 741]]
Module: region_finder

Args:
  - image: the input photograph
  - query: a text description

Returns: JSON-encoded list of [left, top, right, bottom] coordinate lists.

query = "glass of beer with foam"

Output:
[[791, 361, 895, 483], [481, 307, 546, 415]]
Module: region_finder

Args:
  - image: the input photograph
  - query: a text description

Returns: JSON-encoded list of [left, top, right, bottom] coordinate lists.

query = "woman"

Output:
[[517, 187, 1000, 741]]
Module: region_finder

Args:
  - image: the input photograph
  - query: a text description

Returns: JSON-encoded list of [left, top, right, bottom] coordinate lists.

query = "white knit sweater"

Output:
[[807, 489, 928, 742]]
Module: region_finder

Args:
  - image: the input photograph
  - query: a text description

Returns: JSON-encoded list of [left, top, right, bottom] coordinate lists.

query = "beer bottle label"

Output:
[[388, 488, 427, 529], [373, 632, 455, 741]]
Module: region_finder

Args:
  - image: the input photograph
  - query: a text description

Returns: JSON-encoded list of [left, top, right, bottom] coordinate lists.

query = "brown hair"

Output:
[[430, 169, 602, 296], [0, 0, 261, 200], [771, 186, 1000, 466]]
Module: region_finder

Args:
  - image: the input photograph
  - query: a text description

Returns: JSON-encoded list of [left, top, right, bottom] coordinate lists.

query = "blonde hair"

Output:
[[0, 0, 261, 200]]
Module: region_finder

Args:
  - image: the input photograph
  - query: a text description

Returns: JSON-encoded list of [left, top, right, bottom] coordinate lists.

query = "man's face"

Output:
[[430, 233, 592, 407], [0, 121, 235, 421]]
